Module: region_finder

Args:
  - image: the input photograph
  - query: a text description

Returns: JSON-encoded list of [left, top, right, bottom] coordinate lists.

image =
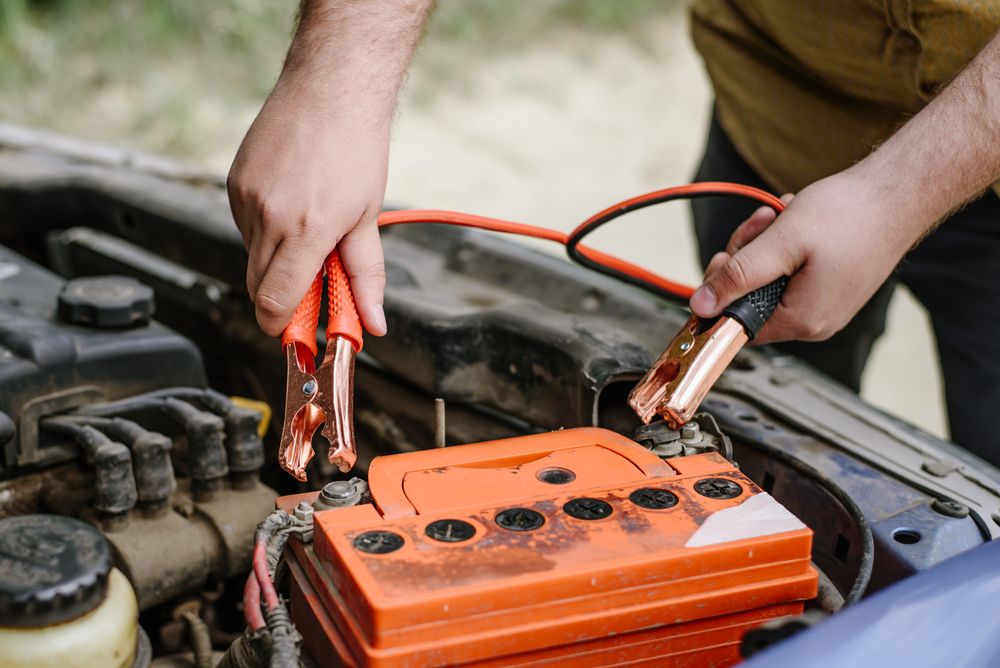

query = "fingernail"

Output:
[[370, 303, 387, 336], [690, 285, 718, 316]]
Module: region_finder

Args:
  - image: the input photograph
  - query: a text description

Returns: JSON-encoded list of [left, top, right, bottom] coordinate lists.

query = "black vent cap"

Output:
[[0, 514, 112, 627], [58, 276, 154, 328]]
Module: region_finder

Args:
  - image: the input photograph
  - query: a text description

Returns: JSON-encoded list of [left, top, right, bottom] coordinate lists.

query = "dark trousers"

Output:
[[691, 111, 1000, 467]]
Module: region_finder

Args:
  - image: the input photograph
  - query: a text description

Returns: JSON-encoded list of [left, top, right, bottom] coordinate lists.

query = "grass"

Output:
[[0, 0, 683, 164]]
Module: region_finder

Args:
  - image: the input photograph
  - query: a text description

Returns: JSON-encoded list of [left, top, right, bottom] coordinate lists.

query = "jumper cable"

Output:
[[278, 182, 786, 480]]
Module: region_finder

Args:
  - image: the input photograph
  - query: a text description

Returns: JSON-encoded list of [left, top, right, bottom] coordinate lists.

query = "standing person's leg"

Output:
[[690, 110, 894, 392], [898, 193, 1000, 466]]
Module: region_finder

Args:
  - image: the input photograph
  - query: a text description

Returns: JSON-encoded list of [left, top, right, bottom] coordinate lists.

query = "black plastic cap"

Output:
[[58, 276, 155, 328], [722, 276, 789, 339], [0, 514, 111, 627]]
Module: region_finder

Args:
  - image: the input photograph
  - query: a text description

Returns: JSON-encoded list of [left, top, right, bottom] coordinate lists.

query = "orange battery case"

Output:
[[281, 427, 817, 667]]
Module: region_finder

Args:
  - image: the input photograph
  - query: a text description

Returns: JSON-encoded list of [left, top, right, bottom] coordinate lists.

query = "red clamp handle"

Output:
[[280, 251, 363, 355], [324, 251, 363, 352]]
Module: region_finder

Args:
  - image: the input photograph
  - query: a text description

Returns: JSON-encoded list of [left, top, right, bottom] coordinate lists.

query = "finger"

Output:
[[726, 206, 778, 255], [751, 302, 798, 345], [725, 193, 797, 256], [705, 251, 730, 278], [337, 217, 387, 336], [246, 235, 278, 302], [253, 237, 328, 337], [690, 229, 799, 319]]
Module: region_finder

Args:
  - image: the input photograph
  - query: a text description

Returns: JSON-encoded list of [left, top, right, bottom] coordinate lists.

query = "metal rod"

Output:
[[434, 398, 446, 448]]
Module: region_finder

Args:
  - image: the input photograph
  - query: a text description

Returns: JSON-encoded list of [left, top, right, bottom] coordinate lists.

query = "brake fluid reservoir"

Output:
[[0, 515, 139, 668]]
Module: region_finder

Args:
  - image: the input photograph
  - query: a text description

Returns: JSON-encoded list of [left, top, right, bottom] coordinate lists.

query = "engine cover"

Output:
[[283, 428, 817, 667]]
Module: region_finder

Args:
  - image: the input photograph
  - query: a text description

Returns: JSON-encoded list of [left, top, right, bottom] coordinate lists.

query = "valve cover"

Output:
[[282, 428, 817, 667]]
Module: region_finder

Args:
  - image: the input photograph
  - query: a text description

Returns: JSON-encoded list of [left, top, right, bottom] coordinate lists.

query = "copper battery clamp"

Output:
[[279, 251, 363, 481], [630, 276, 788, 428]]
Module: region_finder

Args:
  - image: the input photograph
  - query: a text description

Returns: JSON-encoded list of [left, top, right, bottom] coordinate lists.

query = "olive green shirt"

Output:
[[691, 0, 1000, 194]]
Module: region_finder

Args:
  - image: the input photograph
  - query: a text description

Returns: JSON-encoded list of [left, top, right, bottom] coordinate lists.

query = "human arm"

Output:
[[690, 31, 1000, 344], [228, 0, 434, 337]]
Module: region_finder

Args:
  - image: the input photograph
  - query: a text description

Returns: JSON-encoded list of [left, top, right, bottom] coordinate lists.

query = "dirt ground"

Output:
[[384, 15, 948, 439]]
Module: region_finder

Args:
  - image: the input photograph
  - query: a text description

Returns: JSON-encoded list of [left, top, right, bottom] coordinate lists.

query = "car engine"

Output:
[[0, 125, 998, 666]]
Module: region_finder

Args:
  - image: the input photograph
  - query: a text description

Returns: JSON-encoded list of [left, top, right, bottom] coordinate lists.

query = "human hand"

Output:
[[689, 171, 926, 344], [227, 77, 389, 338]]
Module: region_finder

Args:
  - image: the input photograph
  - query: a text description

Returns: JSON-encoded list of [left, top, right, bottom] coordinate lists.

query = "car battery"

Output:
[[280, 427, 817, 667]]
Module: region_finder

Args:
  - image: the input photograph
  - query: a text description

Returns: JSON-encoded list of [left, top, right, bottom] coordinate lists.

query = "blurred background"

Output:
[[0, 0, 946, 437]]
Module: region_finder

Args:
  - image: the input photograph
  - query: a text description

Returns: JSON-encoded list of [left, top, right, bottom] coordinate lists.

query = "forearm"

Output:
[[279, 0, 434, 127], [852, 31, 1000, 239]]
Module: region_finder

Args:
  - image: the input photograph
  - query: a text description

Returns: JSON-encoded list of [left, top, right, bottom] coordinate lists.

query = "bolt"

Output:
[[679, 341, 692, 352], [322, 481, 355, 500], [563, 497, 613, 520], [353, 530, 404, 554], [496, 508, 545, 531], [931, 498, 970, 518], [680, 423, 700, 441], [302, 380, 317, 396], [425, 519, 476, 543], [694, 478, 743, 499], [294, 501, 314, 523], [629, 487, 679, 510]]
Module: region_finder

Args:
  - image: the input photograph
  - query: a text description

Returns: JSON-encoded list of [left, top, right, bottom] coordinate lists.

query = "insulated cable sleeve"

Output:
[[722, 276, 789, 339], [376, 210, 695, 300], [565, 183, 787, 304], [378, 183, 786, 306], [243, 572, 266, 632], [325, 250, 363, 352]]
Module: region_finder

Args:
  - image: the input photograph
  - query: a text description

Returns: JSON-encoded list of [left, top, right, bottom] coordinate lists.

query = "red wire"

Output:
[[252, 539, 281, 612], [377, 182, 784, 301], [243, 569, 266, 632]]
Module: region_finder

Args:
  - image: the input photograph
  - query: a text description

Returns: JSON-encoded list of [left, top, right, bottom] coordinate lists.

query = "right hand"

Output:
[[690, 170, 924, 345], [227, 77, 390, 338]]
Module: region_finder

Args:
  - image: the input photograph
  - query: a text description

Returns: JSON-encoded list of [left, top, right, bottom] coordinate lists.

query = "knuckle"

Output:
[[257, 199, 279, 226], [254, 291, 286, 321], [226, 170, 240, 197], [801, 320, 828, 341], [360, 261, 386, 284], [718, 255, 752, 291]]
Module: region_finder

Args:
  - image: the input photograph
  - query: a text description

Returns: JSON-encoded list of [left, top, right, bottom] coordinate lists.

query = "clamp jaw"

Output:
[[630, 277, 787, 428], [279, 251, 363, 481]]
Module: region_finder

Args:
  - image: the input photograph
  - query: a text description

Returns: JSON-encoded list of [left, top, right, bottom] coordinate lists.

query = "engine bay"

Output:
[[0, 126, 998, 666]]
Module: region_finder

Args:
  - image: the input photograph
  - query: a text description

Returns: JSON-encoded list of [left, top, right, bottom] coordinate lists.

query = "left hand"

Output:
[[689, 170, 924, 345]]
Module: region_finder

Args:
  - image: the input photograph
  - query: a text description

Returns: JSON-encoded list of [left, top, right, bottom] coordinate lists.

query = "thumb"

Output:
[[690, 232, 794, 318]]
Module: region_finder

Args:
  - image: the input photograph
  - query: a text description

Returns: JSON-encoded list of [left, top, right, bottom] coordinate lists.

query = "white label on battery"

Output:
[[685, 492, 806, 547]]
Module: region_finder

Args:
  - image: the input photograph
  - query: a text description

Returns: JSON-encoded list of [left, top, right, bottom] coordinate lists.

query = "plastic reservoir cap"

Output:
[[0, 515, 111, 627], [58, 275, 155, 328]]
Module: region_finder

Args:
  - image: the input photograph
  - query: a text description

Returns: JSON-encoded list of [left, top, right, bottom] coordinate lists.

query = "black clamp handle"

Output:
[[721, 276, 789, 339]]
